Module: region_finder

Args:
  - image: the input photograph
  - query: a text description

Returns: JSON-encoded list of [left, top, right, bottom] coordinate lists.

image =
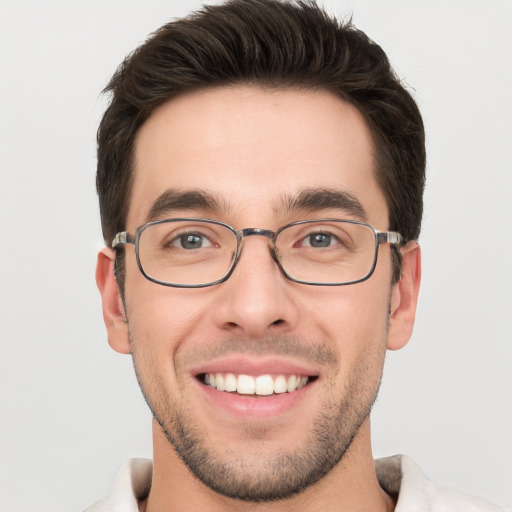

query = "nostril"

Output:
[[271, 319, 284, 326]]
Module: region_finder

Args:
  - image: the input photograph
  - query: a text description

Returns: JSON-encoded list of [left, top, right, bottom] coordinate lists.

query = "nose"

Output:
[[213, 236, 299, 338]]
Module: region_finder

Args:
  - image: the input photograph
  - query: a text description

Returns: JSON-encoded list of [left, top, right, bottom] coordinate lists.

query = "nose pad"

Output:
[[232, 235, 281, 281], [231, 229, 282, 278], [268, 244, 280, 265]]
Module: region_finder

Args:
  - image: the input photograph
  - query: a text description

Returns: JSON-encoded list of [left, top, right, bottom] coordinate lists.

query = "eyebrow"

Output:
[[281, 188, 368, 221], [146, 188, 230, 222], [145, 186, 367, 223]]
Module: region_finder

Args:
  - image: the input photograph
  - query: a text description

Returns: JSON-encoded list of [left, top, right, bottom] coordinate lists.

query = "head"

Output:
[[96, 0, 424, 504]]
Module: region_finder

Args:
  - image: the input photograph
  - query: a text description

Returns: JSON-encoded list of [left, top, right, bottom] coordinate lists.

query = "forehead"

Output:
[[129, 86, 387, 229]]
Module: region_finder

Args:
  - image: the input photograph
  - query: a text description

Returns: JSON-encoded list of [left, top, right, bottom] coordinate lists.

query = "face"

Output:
[[99, 86, 419, 501]]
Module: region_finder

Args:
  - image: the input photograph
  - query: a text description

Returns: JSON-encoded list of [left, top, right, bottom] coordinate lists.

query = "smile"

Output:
[[201, 373, 313, 396]]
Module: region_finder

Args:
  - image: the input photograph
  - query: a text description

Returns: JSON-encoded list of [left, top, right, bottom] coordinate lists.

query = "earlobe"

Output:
[[96, 247, 131, 355], [387, 242, 421, 351]]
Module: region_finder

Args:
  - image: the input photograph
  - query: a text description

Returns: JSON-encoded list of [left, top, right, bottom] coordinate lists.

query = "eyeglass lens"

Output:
[[136, 219, 378, 287]]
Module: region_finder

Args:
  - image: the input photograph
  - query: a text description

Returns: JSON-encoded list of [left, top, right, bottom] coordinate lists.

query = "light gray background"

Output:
[[1, 1, 511, 511]]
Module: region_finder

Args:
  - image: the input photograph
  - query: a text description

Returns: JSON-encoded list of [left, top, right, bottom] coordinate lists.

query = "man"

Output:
[[89, 0, 505, 510]]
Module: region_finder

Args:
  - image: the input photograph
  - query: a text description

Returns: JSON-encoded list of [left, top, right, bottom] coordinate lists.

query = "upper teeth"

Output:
[[204, 373, 309, 396]]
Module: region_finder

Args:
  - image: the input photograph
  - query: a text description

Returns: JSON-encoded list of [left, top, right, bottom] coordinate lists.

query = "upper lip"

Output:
[[190, 356, 320, 378]]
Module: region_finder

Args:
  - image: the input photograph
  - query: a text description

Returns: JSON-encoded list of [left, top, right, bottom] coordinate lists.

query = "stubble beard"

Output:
[[129, 333, 386, 503]]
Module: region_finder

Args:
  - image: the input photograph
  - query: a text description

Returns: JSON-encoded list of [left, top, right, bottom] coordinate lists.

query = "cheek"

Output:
[[299, 278, 391, 391], [305, 279, 390, 343], [126, 285, 214, 350], [125, 286, 214, 401], [124, 250, 208, 329]]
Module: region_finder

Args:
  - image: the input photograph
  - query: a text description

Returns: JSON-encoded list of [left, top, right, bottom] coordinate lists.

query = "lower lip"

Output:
[[195, 378, 315, 418]]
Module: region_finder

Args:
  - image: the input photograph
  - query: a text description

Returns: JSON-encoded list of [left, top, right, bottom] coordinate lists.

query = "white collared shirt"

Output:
[[84, 455, 508, 511]]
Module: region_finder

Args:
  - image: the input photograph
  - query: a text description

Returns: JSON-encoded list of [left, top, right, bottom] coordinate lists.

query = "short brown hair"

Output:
[[97, 0, 425, 284]]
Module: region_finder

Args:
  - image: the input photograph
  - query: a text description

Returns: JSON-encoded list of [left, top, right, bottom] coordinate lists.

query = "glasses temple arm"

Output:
[[112, 231, 135, 248], [376, 231, 404, 246]]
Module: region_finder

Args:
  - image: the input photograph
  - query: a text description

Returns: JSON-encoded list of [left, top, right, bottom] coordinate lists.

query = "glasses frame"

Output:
[[112, 218, 404, 288]]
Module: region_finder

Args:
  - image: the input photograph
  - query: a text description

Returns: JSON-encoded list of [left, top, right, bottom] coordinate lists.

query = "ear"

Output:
[[96, 247, 131, 354], [387, 242, 421, 351]]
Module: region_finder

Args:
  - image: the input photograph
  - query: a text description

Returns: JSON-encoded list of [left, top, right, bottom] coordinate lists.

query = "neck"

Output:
[[143, 419, 395, 512]]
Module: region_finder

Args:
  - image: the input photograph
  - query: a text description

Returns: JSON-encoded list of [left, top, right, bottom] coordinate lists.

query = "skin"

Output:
[[96, 86, 421, 512]]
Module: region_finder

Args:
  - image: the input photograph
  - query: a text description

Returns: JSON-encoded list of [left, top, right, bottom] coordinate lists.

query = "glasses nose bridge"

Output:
[[239, 227, 276, 240], [236, 227, 279, 261]]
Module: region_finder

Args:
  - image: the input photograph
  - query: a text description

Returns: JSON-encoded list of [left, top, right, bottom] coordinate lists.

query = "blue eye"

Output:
[[301, 232, 337, 248], [307, 233, 332, 247], [172, 233, 213, 249]]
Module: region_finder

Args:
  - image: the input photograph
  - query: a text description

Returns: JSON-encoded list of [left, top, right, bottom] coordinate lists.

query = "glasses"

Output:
[[112, 218, 403, 288]]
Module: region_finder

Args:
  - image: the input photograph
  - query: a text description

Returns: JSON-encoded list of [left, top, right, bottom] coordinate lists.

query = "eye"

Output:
[[170, 232, 213, 249], [300, 232, 338, 248]]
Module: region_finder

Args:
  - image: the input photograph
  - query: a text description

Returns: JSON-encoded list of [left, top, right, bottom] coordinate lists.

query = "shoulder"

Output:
[[376, 455, 508, 512], [83, 458, 152, 512]]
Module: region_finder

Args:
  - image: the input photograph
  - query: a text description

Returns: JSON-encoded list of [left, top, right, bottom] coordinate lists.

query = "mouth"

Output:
[[191, 357, 321, 416], [198, 372, 317, 396]]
